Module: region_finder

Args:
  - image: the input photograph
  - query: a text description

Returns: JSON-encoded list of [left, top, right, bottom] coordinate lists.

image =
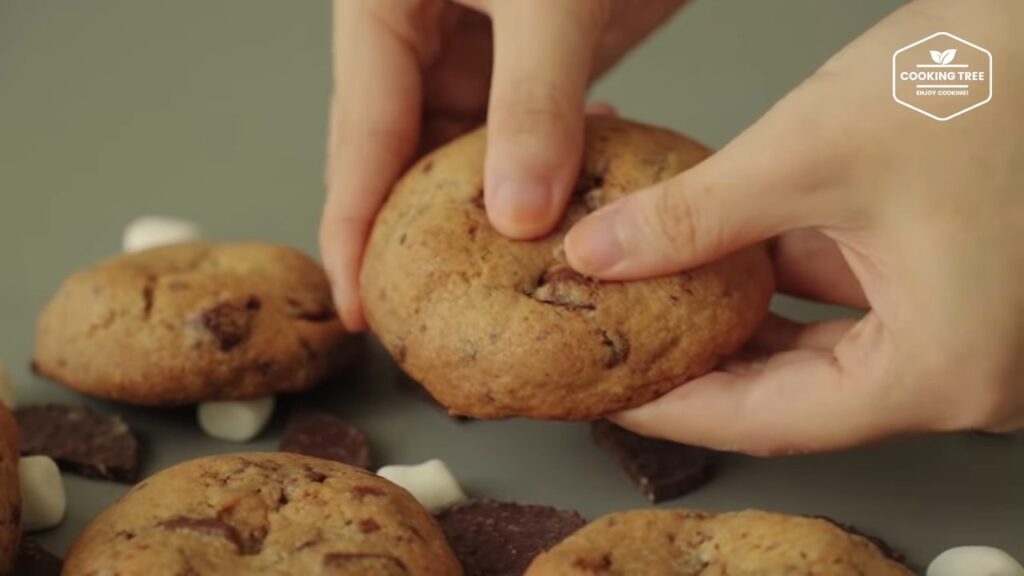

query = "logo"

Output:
[[892, 32, 992, 121]]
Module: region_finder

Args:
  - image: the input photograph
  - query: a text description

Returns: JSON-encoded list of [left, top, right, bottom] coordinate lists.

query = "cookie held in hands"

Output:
[[525, 509, 914, 576], [63, 453, 461, 575], [34, 243, 348, 406], [362, 116, 774, 419]]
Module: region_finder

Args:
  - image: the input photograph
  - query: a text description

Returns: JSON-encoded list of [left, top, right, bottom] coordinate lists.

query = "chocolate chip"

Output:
[[322, 553, 409, 574], [599, 330, 630, 368], [200, 301, 255, 351], [279, 411, 371, 469], [12, 539, 63, 576], [531, 266, 597, 310], [435, 499, 586, 576], [591, 420, 712, 504], [351, 485, 386, 500], [573, 554, 612, 571], [15, 404, 140, 483], [359, 518, 381, 534], [141, 279, 155, 318], [159, 517, 244, 552]]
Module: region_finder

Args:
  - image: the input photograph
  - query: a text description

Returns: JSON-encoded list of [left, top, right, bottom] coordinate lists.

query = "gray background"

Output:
[[1, 0, 1021, 571]]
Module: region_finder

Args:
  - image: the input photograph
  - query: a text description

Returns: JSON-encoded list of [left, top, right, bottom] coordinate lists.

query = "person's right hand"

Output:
[[320, 0, 686, 330]]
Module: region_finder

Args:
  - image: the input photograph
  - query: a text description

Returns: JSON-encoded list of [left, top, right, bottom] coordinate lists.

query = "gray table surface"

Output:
[[1, 0, 1021, 571]]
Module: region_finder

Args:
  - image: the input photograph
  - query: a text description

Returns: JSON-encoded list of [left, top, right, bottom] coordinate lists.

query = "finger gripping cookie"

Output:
[[35, 243, 348, 405], [0, 405, 21, 574], [525, 509, 915, 575], [63, 453, 462, 575], [362, 116, 774, 419]]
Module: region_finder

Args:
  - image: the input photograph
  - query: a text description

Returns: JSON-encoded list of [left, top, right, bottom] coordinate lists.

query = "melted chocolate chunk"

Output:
[[15, 404, 140, 483], [199, 300, 256, 351], [591, 420, 712, 503], [279, 411, 371, 469], [530, 266, 597, 310], [435, 499, 585, 576], [159, 517, 244, 552]]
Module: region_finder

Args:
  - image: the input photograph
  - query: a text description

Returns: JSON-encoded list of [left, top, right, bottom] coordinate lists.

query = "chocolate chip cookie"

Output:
[[362, 116, 774, 419], [525, 509, 914, 575], [35, 243, 348, 405], [0, 404, 21, 575], [63, 453, 462, 575]]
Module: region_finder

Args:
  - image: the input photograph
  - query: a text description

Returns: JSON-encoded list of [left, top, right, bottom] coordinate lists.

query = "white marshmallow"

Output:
[[376, 459, 467, 513], [928, 546, 1024, 576], [122, 216, 202, 253], [0, 360, 15, 409], [197, 397, 275, 442], [19, 456, 66, 532]]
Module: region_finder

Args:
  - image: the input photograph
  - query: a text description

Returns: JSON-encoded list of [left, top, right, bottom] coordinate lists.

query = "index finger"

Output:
[[320, 1, 425, 330]]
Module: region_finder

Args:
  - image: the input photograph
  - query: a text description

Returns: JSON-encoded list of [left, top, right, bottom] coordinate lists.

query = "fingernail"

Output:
[[566, 204, 625, 274], [488, 177, 553, 237]]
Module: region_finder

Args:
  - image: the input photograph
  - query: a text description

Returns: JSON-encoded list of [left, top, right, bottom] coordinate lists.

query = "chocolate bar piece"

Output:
[[15, 404, 140, 483], [279, 411, 371, 469], [591, 419, 712, 503], [435, 499, 585, 576]]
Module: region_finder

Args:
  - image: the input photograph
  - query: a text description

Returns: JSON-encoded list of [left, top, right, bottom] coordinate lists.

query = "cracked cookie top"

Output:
[[63, 452, 462, 576], [34, 243, 348, 405], [361, 116, 774, 419], [525, 509, 914, 576]]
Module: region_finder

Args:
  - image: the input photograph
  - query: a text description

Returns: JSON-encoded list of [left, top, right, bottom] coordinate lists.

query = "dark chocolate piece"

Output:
[[13, 539, 63, 576], [591, 419, 711, 503], [435, 499, 585, 576], [278, 411, 371, 469], [15, 404, 140, 483]]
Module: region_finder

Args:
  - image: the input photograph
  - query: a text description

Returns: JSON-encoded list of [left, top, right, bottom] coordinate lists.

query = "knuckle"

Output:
[[643, 182, 708, 258], [494, 99, 571, 138]]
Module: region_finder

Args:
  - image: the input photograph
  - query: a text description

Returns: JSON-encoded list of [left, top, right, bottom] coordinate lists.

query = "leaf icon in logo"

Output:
[[940, 48, 957, 64], [930, 50, 944, 64]]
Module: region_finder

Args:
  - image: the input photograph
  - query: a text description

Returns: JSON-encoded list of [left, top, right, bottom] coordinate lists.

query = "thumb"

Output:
[[483, 0, 606, 239], [565, 98, 849, 280]]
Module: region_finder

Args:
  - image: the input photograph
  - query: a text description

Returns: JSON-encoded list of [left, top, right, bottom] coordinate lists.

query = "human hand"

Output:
[[565, 0, 1024, 455], [320, 0, 686, 330]]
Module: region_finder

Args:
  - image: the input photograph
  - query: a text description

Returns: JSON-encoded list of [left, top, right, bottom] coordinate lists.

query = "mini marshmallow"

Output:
[[19, 455, 66, 532], [377, 459, 467, 513], [122, 216, 202, 253], [928, 546, 1024, 576], [197, 397, 275, 443], [0, 360, 14, 409]]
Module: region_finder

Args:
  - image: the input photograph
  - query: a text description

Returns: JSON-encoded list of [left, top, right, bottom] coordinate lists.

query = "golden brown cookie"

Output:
[[362, 116, 774, 419], [525, 509, 915, 575], [63, 453, 462, 575], [35, 243, 348, 405], [0, 404, 21, 575]]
